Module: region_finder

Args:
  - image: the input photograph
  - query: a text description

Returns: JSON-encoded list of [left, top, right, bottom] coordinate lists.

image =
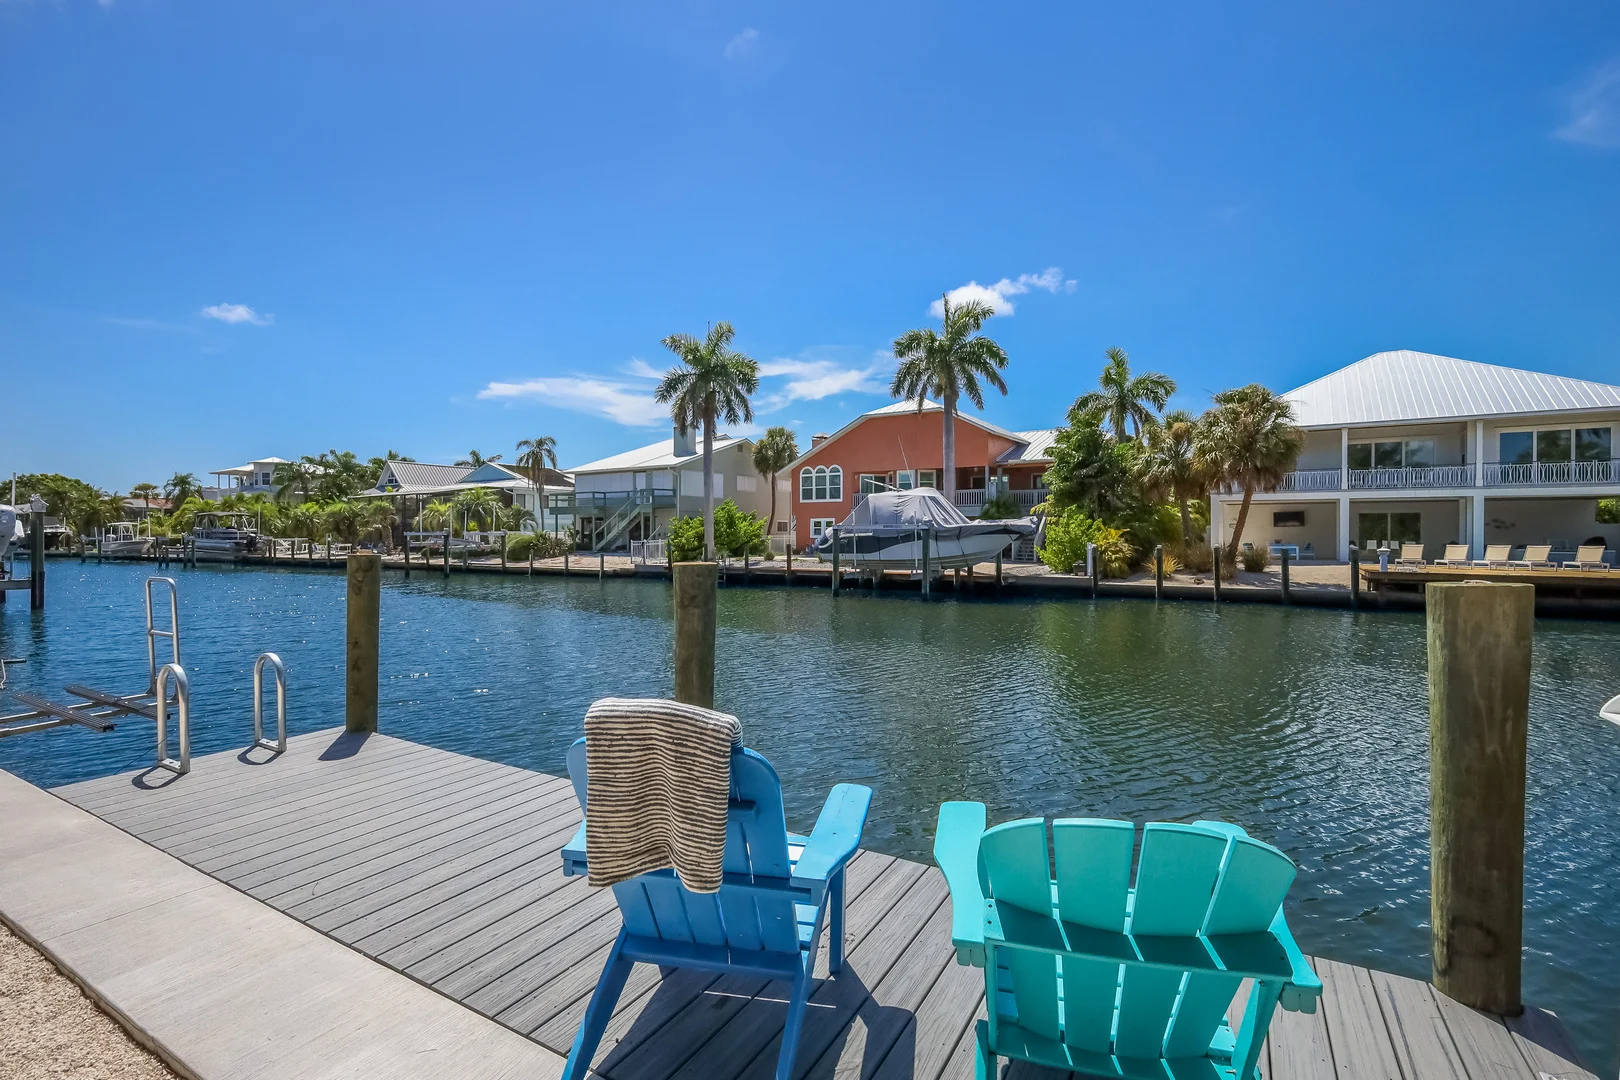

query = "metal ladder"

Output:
[[145, 576, 181, 694], [252, 652, 287, 753]]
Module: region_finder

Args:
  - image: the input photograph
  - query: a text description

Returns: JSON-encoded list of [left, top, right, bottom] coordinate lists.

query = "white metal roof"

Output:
[[566, 434, 744, 475], [212, 456, 292, 475], [1284, 351, 1620, 428], [998, 429, 1059, 463]]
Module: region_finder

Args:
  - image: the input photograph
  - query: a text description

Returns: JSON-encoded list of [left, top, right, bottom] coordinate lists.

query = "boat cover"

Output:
[[827, 489, 1040, 537]]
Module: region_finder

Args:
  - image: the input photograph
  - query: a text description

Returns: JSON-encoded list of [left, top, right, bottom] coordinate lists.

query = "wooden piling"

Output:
[[1086, 542, 1097, 599], [598, 552, 604, 580], [1427, 581, 1532, 1015], [1349, 547, 1360, 609], [500, 536, 507, 573], [29, 510, 45, 610], [921, 529, 931, 598], [831, 529, 840, 595], [1280, 549, 1291, 605], [345, 552, 381, 733], [402, 531, 411, 578], [1212, 546, 1222, 603], [442, 530, 450, 577], [785, 542, 792, 584], [1154, 545, 1163, 599], [994, 551, 1003, 596], [672, 562, 717, 709]]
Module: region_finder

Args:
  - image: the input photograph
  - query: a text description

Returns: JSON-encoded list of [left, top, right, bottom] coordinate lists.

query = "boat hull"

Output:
[[815, 527, 1029, 571], [99, 539, 152, 558]]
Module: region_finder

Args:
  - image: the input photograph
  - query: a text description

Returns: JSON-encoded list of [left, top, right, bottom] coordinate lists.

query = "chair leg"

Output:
[[828, 870, 846, 973], [774, 967, 815, 1080], [564, 929, 633, 1080], [1232, 980, 1283, 1080], [974, 1019, 996, 1080]]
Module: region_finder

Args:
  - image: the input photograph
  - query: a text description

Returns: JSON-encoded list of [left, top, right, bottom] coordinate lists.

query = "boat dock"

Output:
[[5, 729, 1593, 1080]]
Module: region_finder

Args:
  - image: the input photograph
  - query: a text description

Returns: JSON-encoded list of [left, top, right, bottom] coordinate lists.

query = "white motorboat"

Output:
[[1601, 694, 1620, 727], [99, 521, 152, 558], [190, 512, 263, 561], [0, 505, 22, 565], [812, 488, 1044, 571]]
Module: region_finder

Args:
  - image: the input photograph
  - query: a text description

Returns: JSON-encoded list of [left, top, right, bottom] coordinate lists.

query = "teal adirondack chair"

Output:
[[934, 803, 1321, 1080], [561, 738, 872, 1080]]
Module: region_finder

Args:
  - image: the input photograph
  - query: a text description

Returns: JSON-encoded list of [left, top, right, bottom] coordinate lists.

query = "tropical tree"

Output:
[[450, 486, 500, 533], [359, 499, 398, 546], [273, 458, 319, 503], [1073, 347, 1176, 440], [655, 321, 760, 559], [321, 500, 363, 545], [1136, 410, 1208, 544], [497, 503, 536, 533], [163, 472, 201, 507], [312, 450, 370, 501], [515, 435, 558, 533], [891, 295, 1010, 503], [419, 500, 455, 534], [1042, 407, 1140, 519], [455, 450, 501, 468], [1194, 384, 1304, 566], [285, 502, 324, 541], [750, 426, 798, 535], [130, 482, 159, 511]]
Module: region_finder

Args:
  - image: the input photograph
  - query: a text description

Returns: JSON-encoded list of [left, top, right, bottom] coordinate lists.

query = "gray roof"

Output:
[[368, 460, 573, 499], [1284, 350, 1620, 428], [998, 429, 1059, 463], [384, 461, 471, 490], [566, 435, 744, 475]]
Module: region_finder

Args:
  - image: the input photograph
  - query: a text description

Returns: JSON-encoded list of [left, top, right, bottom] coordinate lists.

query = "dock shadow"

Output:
[[319, 731, 371, 760], [128, 767, 183, 791], [235, 745, 284, 766]]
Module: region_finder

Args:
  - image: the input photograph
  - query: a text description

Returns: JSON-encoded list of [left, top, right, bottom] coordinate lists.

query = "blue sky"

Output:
[[2, 3, 1618, 491]]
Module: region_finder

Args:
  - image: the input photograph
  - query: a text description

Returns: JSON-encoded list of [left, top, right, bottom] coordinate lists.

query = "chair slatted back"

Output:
[[1441, 544, 1468, 561], [1400, 543, 1425, 560], [1483, 545, 1511, 561], [566, 743, 798, 954], [1524, 545, 1552, 561], [978, 817, 1296, 1063], [1575, 544, 1605, 562]]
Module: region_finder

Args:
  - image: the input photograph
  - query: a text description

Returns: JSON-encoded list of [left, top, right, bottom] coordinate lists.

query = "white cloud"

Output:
[[755, 354, 887, 412], [201, 302, 272, 326], [477, 377, 667, 427], [623, 357, 663, 380], [929, 267, 1075, 318], [1556, 55, 1620, 149], [724, 28, 759, 60]]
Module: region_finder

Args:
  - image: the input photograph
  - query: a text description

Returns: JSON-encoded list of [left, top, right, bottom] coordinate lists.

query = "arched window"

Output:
[[799, 465, 844, 502]]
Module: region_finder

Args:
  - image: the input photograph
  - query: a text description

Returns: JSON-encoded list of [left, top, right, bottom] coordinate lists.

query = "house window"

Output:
[[1578, 428, 1613, 461], [809, 517, 835, 538], [1357, 512, 1421, 546], [1536, 429, 1573, 463], [799, 465, 843, 502], [1349, 440, 1433, 469], [1499, 431, 1534, 464], [858, 473, 888, 494], [895, 469, 938, 490], [1500, 427, 1612, 463]]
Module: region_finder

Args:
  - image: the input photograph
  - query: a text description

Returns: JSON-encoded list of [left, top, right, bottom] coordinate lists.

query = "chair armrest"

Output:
[[561, 822, 588, 877], [934, 801, 988, 967], [1269, 906, 1321, 1012], [790, 784, 873, 900]]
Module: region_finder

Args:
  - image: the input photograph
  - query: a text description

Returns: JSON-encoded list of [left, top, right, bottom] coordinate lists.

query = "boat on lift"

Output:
[[99, 521, 153, 558], [190, 511, 264, 561], [0, 505, 22, 565], [811, 488, 1044, 571]]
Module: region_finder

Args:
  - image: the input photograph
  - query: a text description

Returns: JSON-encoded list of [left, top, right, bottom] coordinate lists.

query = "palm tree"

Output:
[[750, 426, 798, 535], [359, 499, 398, 547], [1194, 384, 1304, 566], [891, 295, 1010, 503], [655, 322, 760, 559], [515, 436, 558, 533], [419, 500, 454, 534], [498, 502, 536, 533], [450, 486, 499, 534], [1136, 410, 1208, 544], [130, 482, 159, 512], [1074, 347, 1176, 440], [273, 458, 319, 504], [163, 472, 200, 507], [455, 450, 501, 468]]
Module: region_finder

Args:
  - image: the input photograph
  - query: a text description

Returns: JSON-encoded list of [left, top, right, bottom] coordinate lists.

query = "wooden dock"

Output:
[[49, 730, 1595, 1080]]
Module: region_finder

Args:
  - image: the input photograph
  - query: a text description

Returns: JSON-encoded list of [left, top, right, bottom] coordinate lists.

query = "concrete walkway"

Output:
[[0, 769, 564, 1080]]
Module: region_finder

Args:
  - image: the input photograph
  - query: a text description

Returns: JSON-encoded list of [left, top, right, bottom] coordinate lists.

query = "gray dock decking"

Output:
[[50, 729, 1594, 1080]]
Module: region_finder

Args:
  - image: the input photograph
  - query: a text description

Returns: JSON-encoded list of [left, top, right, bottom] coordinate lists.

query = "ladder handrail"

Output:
[[144, 576, 181, 694], [154, 662, 190, 775], [252, 652, 287, 753]]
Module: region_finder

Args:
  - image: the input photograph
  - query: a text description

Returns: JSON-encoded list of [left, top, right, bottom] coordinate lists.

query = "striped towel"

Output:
[[583, 697, 743, 894]]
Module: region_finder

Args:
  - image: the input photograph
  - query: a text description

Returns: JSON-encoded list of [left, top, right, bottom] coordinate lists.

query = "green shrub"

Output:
[[1172, 542, 1214, 574], [505, 531, 570, 561], [1599, 498, 1620, 525], [666, 500, 770, 561], [978, 493, 1023, 520], [667, 516, 705, 561], [1037, 508, 1134, 577], [1239, 545, 1270, 573]]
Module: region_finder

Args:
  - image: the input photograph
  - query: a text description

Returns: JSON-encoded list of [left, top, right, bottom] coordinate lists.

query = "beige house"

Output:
[[1210, 350, 1620, 564], [557, 426, 772, 551]]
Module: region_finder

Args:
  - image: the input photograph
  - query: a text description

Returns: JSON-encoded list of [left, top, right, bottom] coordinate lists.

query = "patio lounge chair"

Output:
[[1562, 544, 1611, 571], [1432, 544, 1470, 566], [1393, 543, 1426, 568], [1472, 544, 1511, 568], [1509, 544, 1555, 570], [559, 716, 872, 1080], [934, 804, 1321, 1080]]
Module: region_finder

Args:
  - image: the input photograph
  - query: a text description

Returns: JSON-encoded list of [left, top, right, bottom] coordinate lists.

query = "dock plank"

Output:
[[45, 727, 1593, 1080]]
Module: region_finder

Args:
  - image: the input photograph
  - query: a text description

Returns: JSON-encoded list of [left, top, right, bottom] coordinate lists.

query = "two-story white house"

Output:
[[203, 457, 292, 500], [1210, 350, 1620, 563]]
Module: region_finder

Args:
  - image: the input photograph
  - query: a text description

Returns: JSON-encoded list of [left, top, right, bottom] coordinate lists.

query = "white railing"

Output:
[[630, 539, 666, 564], [1484, 460, 1618, 486], [952, 488, 1049, 510], [1278, 469, 1344, 492], [1348, 465, 1475, 489]]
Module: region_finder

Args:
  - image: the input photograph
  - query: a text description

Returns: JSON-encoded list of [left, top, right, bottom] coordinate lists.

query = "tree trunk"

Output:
[[1227, 487, 1255, 568], [767, 472, 778, 537], [942, 391, 958, 502], [702, 396, 716, 560], [1177, 497, 1192, 545]]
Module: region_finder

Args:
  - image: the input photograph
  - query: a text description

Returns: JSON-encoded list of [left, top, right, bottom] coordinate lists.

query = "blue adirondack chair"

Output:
[[934, 803, 1321, 1080], [560, 737, 873, 1080]]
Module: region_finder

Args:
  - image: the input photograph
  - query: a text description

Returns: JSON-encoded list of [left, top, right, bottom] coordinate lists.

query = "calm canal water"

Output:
[[2, 561, 1617, 1070]]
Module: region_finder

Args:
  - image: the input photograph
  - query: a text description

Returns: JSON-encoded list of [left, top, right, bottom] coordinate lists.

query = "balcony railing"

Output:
[[952, 488, 1049, 510], [546, 488, 676, 513], [1484, 460, 1618, 486], [1348, 465, 1475, 490]]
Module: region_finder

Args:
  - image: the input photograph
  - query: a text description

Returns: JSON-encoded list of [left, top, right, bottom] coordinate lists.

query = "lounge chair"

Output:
[[1472, 544, 1511, 568], [559, 716, 872, 1080], [934, 804, 1321, 1080], [1509, 544, 1554, 570], [1432, 544, 1470, 566], [1393, 542, 1426, 568], [1562, 544, 1611, 571]]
